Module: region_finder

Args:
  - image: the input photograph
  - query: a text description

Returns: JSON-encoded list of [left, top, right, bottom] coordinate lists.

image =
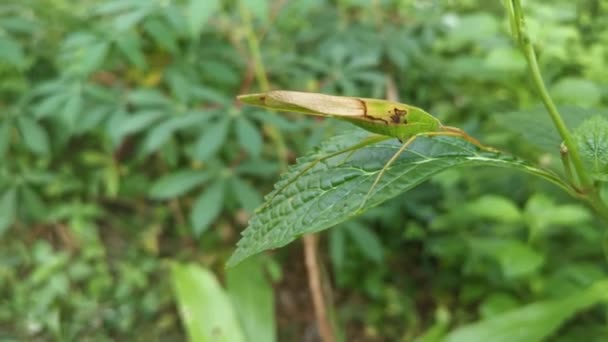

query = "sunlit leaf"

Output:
[[171, 263, 245, 342]]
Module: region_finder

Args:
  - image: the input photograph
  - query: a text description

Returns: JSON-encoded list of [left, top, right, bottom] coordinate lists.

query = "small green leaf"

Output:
[[235, 117, 263, 158], [190, 181, 225, 235], [573, 115, 608, 181], [17, 116, 50, 155], [171, 262, 245, 342], [0, 188, 17, 236], [445, 280, 608, 342], [227, 130, 568, 266], [524, 194, 591, 237], [149, 170, 209, 199], [116, 111, 165, 139], [194, 118, 231, 161], [187, 0, 220, 38], [468, 238, 544, 278], [466, 195, 521, 223], [226, 258, 276, 342]]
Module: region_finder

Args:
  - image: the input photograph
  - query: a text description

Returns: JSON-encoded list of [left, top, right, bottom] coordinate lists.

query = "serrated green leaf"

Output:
[[235, 117, 263, 158], [190, 181, 225, 235], [149, 170, 209, 199], [194, 118, 231, 161], [445, 280, 608, 342], [227, 130, 569, 266], [171, 263, 245, 342], [226, 258, 276, 342], [17, 116, 50, 155], [187, 0, 220, 38], [573, 115, 608, 181], [0, 188, 17, 236]]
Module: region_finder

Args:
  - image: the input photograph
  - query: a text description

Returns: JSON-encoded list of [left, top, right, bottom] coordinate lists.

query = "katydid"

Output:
[[237, 90, 493, 211]]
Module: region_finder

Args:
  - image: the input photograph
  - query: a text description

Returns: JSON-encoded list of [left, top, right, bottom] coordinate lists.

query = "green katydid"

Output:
[[238, 90, 494, 211]]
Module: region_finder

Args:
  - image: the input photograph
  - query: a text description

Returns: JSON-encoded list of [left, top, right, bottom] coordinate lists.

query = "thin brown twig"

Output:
[[303, 234, 335, 342]]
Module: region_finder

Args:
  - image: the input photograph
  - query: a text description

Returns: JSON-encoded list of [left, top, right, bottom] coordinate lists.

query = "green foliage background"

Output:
[[2, 0, 608, 340]]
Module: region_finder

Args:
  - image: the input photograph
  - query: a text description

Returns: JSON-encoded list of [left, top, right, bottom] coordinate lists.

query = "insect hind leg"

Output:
[[258, 134, 390, 212], [357, 131, 469, 212]]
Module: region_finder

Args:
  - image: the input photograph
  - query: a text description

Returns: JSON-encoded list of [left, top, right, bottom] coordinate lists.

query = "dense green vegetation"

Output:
[[2, 0, 608, 340]]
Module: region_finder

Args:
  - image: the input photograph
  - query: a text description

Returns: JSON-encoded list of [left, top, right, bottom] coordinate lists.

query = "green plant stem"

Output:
[[238, 0, 288, 171], [510, 0, 592, 189], [508, 0, 608, 222], [239, 1, 269, 91]]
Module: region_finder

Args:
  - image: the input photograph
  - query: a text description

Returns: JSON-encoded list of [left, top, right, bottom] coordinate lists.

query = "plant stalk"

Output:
[[509, 0, 592, 190]]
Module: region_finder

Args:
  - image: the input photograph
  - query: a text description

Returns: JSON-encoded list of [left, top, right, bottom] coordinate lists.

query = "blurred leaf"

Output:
[[20, 185, 47, 221], [143, 19, 179, 53], [345, 222, 383, 263], [242, 0, 269, 22], [466, 195, 521, 223], [17, 116, 50, 155], [445, 280, 608, 342], [229, 177, 262, 213], [446, 13, 499, 46], [0, 188, 17, 236], [116, 111, 165, 138], [148, 170, 209, 199], [190, 181, 225, 235], [524, 194, 591, 235], [329, 228, 346, 270], [187, 0, 220, 38], [0, 35, 25, 68], [142, 113, 207, 154], [194, 117, 231, 161], [495, 106, 608, 153], [115, 32, 147, 69], [0, 120, 12, 158], [235, 117, 263, 158], [573, 115, 608, 181], [171, 262, 245, 342], [551, 78, 601, 107], [127, 88, 172, 107], [227, 130, 568, 266], [484, 47, 526, 73], [226, 258, 276, 342], [468, 238, 544, 278]]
